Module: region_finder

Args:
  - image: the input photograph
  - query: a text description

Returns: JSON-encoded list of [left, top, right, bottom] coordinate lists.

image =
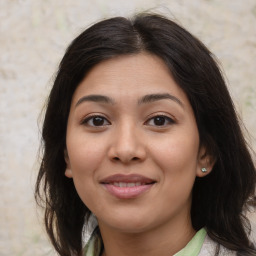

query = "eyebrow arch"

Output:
[[138, 93, 184, 108], [75, 94, 115, 107]]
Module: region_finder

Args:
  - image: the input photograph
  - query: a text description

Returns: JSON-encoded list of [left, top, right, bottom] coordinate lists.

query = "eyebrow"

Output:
[[75, 93, 184, 108], [75, 94, 115, 107], [138, 93, 184, 108]]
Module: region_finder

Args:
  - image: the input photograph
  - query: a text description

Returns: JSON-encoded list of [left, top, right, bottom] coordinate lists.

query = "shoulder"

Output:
[[198, 235, 237, 256]]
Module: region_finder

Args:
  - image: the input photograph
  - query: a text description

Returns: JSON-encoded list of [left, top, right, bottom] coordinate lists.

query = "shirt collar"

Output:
[[84, 227, 207, 256]]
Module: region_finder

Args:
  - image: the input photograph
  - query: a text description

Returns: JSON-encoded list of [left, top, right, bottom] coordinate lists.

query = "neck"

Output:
[[99, 214, 195, 256]]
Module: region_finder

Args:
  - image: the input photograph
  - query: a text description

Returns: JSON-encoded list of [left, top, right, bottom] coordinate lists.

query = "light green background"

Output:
[[0, 0, 256, 255]]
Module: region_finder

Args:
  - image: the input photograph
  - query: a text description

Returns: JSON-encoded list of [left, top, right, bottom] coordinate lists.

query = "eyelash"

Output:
[[81, 114, 175, 128]]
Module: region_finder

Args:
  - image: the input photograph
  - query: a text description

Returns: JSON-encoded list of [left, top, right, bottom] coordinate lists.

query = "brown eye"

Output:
[[146, 115, 174, 126], [82, 115, 110, 127], [92, 117, 105, 126], [153, 116, 166, 126]]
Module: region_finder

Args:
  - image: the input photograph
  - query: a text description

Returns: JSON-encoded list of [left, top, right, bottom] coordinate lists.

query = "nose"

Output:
[[108, 122, 147, 164]]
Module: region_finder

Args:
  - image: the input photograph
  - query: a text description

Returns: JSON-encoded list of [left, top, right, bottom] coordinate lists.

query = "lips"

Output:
[[100, 174, 156, 199]]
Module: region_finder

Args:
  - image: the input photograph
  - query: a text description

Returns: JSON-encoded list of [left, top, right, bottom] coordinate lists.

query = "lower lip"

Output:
[[103, 184, 153, 199]]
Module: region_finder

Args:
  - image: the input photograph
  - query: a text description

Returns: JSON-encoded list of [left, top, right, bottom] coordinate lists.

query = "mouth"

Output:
[[100, 174, 156, 199], [108, 181, 151, 187]]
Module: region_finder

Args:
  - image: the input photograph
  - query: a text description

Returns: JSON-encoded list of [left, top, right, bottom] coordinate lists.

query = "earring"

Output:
[[201, 167, 207, 173]]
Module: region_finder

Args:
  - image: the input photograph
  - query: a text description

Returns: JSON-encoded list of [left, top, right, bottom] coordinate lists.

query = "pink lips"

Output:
[[100, 174, 156, 199]]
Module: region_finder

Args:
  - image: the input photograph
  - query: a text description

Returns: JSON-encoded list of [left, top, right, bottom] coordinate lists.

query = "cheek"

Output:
[[149, 129, 200, 187], [150, 134, 199, 211], [151, 135, 199, 169], [67, 134, 106, 175], [66, 137, 106, 210]]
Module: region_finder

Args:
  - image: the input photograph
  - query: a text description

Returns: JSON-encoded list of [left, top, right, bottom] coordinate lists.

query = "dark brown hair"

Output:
[[35, 13, 256, 256]]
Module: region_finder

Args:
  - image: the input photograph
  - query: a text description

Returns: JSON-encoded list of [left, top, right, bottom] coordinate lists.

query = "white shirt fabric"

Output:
[[198, 235, 237, 256]]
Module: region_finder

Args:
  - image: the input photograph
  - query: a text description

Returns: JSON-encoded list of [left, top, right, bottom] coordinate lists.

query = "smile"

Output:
[[100, 174, 156, 199]]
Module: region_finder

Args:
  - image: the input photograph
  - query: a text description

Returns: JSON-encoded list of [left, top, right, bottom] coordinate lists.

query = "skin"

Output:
[[65, 53, 213, 256]]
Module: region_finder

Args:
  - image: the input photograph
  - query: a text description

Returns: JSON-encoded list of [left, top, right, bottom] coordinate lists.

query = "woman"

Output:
[[35, 13, 256, 256]]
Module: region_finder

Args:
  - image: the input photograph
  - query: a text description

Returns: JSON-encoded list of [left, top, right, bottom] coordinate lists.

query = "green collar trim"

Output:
[[84, 228, 102, 256], [174, 228, 207, 256]]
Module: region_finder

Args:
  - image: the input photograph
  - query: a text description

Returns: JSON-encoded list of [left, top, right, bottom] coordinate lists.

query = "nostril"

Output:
[[112, 156, 140, 162]]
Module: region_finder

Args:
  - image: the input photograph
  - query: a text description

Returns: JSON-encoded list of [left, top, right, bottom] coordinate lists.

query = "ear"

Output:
[[64, 149, 73, 178], [196, 145, 216, 178]]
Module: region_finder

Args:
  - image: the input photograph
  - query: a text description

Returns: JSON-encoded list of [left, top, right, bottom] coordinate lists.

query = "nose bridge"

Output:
[[109, 118, 146, 163], [118, 120, 137, 149]]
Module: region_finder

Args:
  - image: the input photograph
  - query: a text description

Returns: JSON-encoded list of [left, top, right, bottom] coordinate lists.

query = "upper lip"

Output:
[[100, 174, 156, 184]]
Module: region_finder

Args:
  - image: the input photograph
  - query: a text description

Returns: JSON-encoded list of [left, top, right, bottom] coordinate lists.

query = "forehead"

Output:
[[71, 53, 190, 107]]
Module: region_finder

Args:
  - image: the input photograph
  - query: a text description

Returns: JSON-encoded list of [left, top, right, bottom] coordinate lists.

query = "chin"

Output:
[[98, 213, 158, 234]]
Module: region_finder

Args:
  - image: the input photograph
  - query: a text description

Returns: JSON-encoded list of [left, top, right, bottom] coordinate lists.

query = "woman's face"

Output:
[[65, 53, 210, 234]]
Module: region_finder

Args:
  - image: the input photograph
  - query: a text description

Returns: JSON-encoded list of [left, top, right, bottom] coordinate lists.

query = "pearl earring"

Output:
[[201, 167, 207, 173]]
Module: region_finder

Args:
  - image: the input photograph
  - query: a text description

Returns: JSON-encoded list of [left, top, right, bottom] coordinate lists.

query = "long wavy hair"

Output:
[[35, 13, 256, 256]]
